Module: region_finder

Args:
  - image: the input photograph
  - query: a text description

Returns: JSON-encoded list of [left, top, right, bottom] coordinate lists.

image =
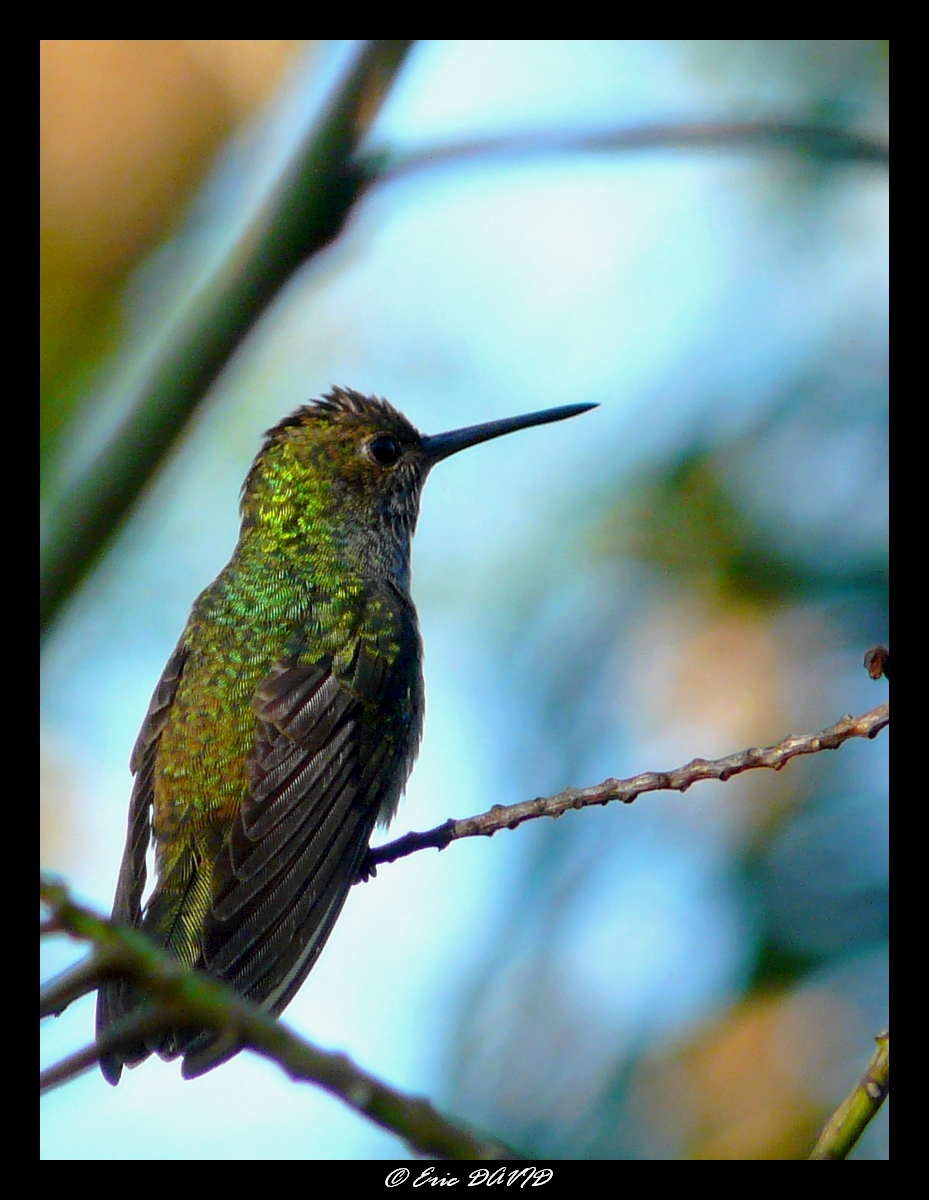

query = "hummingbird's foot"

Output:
[[357, 851, 378, 883]]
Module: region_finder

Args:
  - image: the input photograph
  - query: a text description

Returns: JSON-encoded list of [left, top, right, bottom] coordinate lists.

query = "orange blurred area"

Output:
[[40, 40, 305, 437], [618, 595, 831, 841], [637, 989, 855, 1159]]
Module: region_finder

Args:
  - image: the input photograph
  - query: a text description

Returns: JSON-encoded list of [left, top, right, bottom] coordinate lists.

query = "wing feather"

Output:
[[217, 786, 371, 997], [210, 739, 359, 921], [95, 640, 189, 1085]]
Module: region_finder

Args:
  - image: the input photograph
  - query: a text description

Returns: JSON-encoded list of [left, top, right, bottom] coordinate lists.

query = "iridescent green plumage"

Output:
[[96, 388, 595, 1082]]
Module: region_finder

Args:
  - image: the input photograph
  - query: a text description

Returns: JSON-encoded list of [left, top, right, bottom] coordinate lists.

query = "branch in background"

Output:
[[40, 954, 110, 1018], [364, 702, 889, 875], [809, 1029, 889, 1160], [40, 40, 414, 638], [39, 878, 516, 1161], [42, 1009, 174, 1093], [367, 120, 889, 188]]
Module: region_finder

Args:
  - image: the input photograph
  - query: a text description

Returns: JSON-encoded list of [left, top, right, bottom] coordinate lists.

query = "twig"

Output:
[[39, 878, 516, 1161], [364, 703, 889, 874], [809, 1029, 889, 1160], [365, 121, 889, 189]]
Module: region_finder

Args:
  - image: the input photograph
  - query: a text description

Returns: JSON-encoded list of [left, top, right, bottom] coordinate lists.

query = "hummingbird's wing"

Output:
[[182, 583, 422, 1077], [95, 639, 190, 1084]]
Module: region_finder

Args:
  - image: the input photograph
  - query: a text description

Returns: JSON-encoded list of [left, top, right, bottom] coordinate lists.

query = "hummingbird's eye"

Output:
[[367, 435, 402, 466]]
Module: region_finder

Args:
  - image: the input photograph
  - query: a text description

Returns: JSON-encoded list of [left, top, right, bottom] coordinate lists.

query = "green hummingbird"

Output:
[[96, 387, 595, 1083]]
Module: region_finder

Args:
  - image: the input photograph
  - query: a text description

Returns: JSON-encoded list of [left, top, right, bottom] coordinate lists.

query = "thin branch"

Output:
[[809, 1029, 889, 1160], [39, 878, 516, 1161], [365, 121, 889, 188], [364, 702, 889, 874]]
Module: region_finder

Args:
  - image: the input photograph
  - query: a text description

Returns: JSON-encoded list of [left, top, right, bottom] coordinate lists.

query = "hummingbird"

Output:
[[96, 387, 595, 1083]]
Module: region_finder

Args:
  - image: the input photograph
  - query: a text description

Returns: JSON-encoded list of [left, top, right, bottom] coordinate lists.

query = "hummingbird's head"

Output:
[[241, 388, 432, 586], [241, 387, 596, 587]]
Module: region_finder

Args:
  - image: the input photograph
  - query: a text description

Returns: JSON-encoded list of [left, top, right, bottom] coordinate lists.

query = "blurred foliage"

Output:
[[612, 448, 805, 603], [610, 385, 888, 615], [682, 40, 888, 127]]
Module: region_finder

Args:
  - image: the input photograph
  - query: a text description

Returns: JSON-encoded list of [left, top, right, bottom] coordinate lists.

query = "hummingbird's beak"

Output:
[[420, 403, 598, 465]]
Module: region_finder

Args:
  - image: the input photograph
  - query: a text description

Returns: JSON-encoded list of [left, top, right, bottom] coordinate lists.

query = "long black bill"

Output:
[[421, 402, 597, 465]]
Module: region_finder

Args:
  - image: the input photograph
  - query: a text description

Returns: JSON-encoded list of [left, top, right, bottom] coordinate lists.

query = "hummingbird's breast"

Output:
[[150, 546, 423, 849]]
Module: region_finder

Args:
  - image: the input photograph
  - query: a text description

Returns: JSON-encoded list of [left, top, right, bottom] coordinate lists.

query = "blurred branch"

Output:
[[42, 1009, 173, 1093], [367, 121, 889, 186], [39, 877, 516, 1161], [809, 1029, 889, 1160], [41, 954, 107, 1017], [40, 40, 414, 639], [365, 702, 889, 874]]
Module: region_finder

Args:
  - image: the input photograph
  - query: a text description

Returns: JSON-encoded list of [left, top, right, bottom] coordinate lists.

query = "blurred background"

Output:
[[41, 41, 888, 1159]]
